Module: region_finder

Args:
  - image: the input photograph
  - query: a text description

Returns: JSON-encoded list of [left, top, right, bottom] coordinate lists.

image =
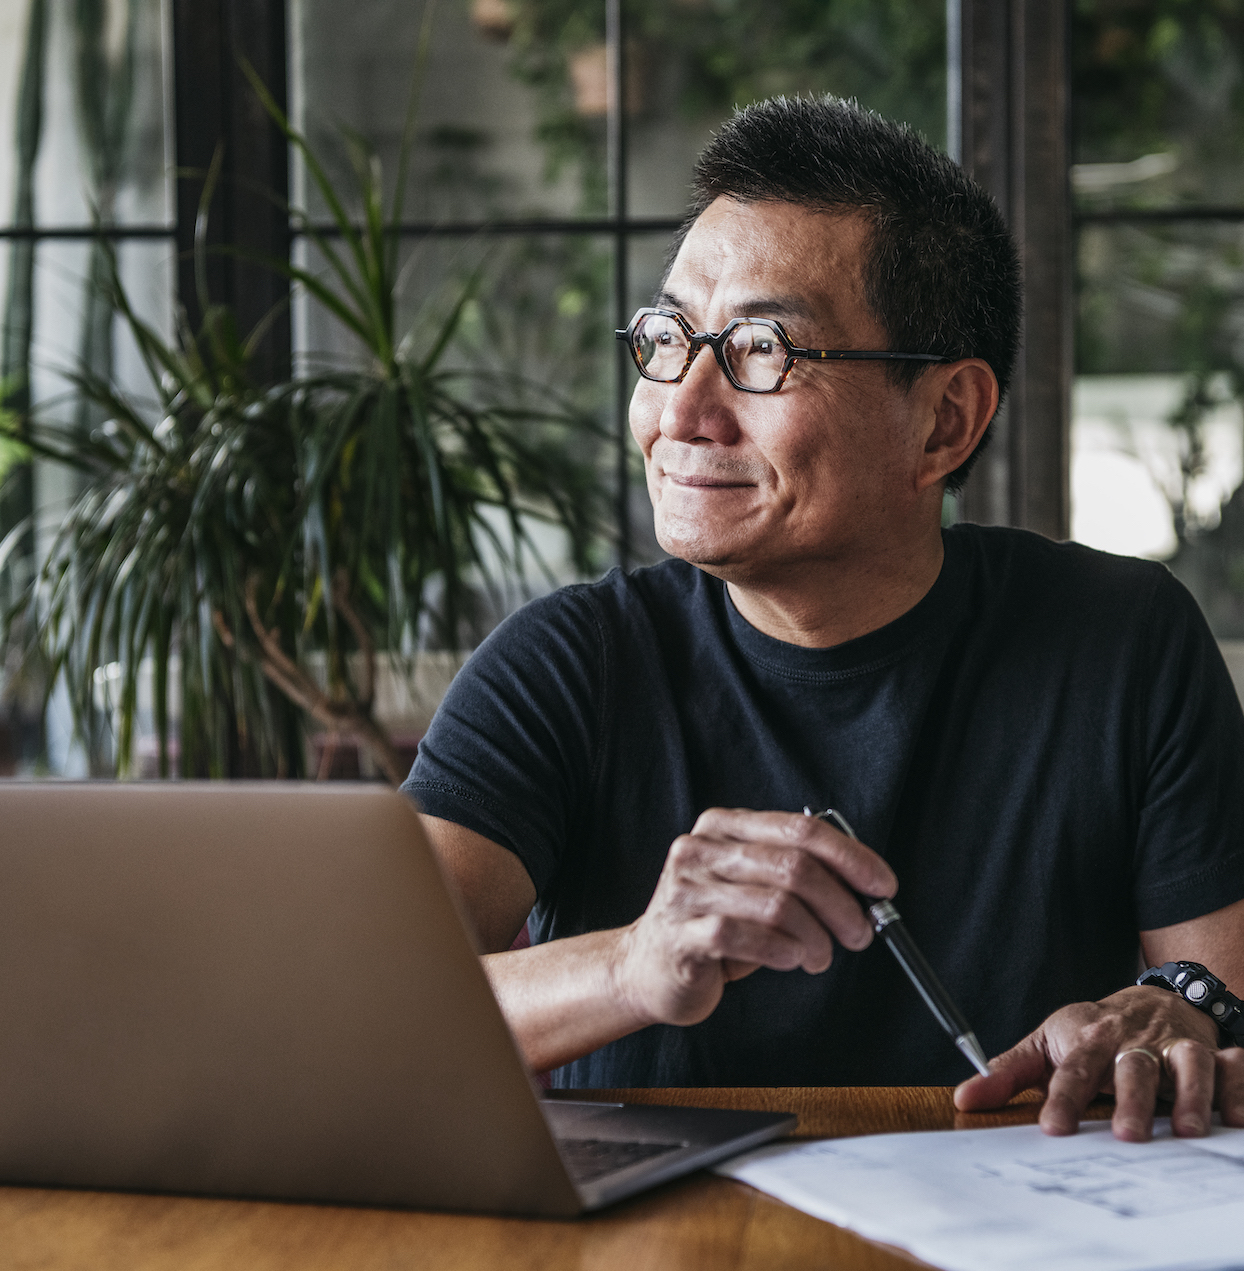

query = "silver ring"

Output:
[[1115, 1047, 1161, 1068]]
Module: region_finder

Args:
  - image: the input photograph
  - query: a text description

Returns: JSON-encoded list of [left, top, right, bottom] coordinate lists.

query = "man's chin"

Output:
[[656, 529, 743, 574]]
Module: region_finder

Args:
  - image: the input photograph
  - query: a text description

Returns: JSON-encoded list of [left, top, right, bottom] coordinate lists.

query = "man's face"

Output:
[[629, 196, 933, 584]]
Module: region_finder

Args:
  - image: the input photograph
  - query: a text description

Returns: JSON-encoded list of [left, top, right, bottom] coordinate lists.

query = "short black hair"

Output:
[[679, 95, 1021, 491]]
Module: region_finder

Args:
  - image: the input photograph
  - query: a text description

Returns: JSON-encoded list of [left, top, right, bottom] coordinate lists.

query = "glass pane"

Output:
[[1072, 221, 1244, 639], [19, 236, 176, 777], [1077, 220, 1244, 375], [291, 227, 617, 585], [0, 0, 172, 231], [620, 229, 675, 563], [626, 0, 948, 217], [19, 236, 172, 442], [289, 0, 605, 222], [1073, 5, 1244, 213]]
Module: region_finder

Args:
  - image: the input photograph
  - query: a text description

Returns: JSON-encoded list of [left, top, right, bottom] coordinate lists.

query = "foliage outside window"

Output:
[[1072, 1, 1244, 639]]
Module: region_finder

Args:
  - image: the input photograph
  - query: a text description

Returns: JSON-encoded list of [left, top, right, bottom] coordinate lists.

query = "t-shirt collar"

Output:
[[721, 528, 970, 679]]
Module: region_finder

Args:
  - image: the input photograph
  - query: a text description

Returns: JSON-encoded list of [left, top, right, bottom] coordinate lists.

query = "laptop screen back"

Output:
[[0, 782, 579, 1214]]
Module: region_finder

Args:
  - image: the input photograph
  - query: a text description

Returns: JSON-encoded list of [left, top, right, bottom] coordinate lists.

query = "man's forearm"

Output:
[[482, 924, 652, 1073]]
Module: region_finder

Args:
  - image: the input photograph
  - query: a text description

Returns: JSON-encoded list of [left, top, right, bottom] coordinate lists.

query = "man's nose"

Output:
[[658, 344, 741, 445]]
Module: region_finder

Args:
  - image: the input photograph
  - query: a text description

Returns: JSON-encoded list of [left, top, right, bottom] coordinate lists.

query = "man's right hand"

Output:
[[422, 807, 896, 1074], [613, 807, 898, 1029]]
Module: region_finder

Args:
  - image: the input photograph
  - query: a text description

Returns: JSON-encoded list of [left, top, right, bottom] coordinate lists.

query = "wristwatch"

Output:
[[1136, 961, 1244, 1047]]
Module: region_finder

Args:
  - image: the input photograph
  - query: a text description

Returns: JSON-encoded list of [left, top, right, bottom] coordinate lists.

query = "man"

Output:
[[405, 97, 1244, 1142]]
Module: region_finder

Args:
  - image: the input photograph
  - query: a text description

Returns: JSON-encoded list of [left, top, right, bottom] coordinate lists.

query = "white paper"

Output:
[[715, 1118, 1244, 1271]]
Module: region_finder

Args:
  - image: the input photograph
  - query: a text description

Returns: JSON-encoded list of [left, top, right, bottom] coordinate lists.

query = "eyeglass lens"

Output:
[[632, 313, 788, 392]]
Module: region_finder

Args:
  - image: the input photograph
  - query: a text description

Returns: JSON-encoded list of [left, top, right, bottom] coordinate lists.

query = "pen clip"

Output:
[[803, 805, 858, 841], [802, 806, 893, 931]]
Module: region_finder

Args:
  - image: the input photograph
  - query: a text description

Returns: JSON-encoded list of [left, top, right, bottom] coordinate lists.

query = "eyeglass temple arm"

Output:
[[789, 349, 950, 362]]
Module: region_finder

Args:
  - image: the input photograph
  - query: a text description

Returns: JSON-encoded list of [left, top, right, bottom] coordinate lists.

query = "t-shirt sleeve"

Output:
[[1132, 568, 1244, 929], [401, 588, 607, 895]]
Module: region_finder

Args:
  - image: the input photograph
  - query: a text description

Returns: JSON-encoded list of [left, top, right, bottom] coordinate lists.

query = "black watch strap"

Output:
[[1136, 960, 1244, 1047]]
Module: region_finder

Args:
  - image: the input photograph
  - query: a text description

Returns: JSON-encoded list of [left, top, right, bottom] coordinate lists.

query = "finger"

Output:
[[1164, 1039, 1215, 1137], [672, 879, 836, 972], [1110, 1049, 1162, 1142], [1039, 1045, 1114, 1136], [954, 1033, 1048, 1112], [722, 957, 762, 982], [699, 836, 874, 951], [682, 911, 808, 972], [690, 808, 897, 898], [1215, 1048, 1244, 1126]]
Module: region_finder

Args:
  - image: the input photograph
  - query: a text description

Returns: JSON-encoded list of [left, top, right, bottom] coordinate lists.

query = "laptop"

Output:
[[0, 782, 794, 1216]]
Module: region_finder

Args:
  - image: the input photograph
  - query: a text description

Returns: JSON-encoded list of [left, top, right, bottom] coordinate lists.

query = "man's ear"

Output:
[[915, 360, 999, 492]]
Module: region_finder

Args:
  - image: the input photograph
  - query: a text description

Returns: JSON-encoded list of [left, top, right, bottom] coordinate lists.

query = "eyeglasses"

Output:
[[615, 307, 950, 395]]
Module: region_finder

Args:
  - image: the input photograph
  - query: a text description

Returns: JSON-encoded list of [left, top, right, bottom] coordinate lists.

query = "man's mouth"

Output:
[[664, 472, 755, 488]]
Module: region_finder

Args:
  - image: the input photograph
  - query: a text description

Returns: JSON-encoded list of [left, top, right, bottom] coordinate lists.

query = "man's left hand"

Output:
[[954, 985, 1244, 1140]]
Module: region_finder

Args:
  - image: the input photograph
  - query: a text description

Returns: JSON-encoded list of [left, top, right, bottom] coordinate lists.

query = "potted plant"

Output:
[[0, 81, 609, 783]]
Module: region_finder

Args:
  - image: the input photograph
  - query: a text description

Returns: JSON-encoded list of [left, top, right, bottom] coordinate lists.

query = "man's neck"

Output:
[[723, 530, 946, 649]]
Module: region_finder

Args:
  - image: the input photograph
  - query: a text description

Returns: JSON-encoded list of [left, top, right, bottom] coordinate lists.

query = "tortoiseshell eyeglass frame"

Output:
[[615, 307, 951, 394]]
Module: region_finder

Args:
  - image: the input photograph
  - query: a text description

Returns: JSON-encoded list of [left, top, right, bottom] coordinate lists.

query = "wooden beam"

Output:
[[953, 0, 1070, 539], [172, 0, 290, 383]]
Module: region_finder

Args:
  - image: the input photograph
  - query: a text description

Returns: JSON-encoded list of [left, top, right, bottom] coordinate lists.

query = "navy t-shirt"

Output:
[[404, 525, 1244, 1087]]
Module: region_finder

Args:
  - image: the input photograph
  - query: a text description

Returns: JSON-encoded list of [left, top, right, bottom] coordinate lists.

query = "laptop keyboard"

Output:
[[556, 1137, 684, 1184]]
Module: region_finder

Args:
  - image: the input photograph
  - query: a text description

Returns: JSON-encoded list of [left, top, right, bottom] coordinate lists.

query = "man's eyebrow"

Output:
[[651, 291, 816, 324], [734, 296, 817, 322]]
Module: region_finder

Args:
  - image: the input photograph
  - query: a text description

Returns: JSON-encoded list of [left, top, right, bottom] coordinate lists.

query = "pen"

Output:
[[803, 806, 991, 1078]]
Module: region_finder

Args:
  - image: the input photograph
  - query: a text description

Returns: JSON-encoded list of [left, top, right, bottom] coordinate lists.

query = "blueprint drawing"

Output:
[[717, 1118, 1244, 1271]]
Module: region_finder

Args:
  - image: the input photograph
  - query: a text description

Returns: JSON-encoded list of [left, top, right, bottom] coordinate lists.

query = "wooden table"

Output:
[[0, 1087, 1109, 1270]]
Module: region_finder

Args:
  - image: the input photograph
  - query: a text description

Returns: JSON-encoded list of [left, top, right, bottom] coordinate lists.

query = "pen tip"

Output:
[[956, 1033, 991, 1079]]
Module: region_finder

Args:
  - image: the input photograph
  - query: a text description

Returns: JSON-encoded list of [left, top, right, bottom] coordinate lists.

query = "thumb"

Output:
[[954, 1031, 1051, 1112]]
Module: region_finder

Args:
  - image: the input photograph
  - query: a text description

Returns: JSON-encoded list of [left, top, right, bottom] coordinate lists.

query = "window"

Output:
[[1071, 4, 1244, 688], [0, 0, 174, 774]]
